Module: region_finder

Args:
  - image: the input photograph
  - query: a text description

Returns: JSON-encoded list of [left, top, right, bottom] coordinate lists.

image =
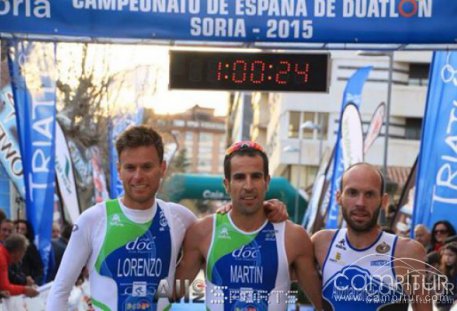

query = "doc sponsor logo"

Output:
[[126, 236, 156, 252], [232, 245, 261, 260]]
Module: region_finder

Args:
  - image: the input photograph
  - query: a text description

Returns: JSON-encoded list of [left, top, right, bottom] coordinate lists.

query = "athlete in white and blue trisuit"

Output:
[[47, 127, 288, 311], [176, 141, 323, 311], [312, 163, 431, 311], [47, 126, 197, 311]]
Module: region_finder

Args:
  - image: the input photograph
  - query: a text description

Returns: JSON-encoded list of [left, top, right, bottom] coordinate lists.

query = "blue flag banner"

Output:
[[7, 40, 57, 283], [0, 1, 456, 44], [412, 51, 457, 231], [0, 85, 25, 198], [0, 163, 11, 219], [325, 66, 371, 229], [109, 108, 144, 198]]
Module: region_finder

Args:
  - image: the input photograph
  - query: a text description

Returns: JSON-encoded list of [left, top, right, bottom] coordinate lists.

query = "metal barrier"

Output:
[[0, 281, 91, 311]]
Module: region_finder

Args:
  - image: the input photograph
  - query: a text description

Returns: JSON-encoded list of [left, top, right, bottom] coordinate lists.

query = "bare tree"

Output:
[[55, 43, 163, 209], [56, 43, 114, 147]]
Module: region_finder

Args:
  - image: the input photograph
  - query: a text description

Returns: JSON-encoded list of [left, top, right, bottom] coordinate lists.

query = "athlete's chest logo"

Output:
[[232, 245, 262, 260]]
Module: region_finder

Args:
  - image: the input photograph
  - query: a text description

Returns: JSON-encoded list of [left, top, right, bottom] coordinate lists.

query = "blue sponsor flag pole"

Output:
[[325, 67, 371, 228], [412, 51, 457, 231], [7, 40, 57, 283], [108, 117, 120, 199], [108, 108, 144, 199]]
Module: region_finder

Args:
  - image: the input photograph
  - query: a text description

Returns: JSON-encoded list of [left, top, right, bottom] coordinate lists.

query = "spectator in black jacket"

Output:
[[47, 223, 72, 282], [14, 219, 44, 285]]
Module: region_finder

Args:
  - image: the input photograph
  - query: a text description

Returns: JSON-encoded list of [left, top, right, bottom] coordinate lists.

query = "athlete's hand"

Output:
[[264, 199, 288, 223], [216, 202, 232, 214], [23, 286, 39, 298], [25, 276, 35, 286], [216, 200, 288, 223]]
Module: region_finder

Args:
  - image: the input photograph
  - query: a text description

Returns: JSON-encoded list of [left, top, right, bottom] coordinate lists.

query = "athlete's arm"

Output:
[[287, 222, 323, 310], [174, 216, 212, 299], [394, 238, 432, 311], [46, 211, 94, 310], [311, 229, 335, 269]]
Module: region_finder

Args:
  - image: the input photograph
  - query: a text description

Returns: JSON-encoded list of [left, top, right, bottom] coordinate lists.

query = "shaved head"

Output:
[[340, 162, 384, 196]]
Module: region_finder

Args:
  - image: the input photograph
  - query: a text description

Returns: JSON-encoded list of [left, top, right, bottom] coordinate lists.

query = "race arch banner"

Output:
[[0, 0, 456, 44]]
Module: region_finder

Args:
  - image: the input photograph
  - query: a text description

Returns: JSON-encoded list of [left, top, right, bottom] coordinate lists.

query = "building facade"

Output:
[[230, 51, 431, 194], [145, 105, 227, 174]]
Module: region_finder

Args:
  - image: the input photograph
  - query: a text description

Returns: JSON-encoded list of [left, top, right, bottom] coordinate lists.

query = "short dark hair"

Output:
[[223, 141, 269, 180], [61, 223, 73, 240], [4, 234, 28, 253], [426, 251, 440, 267], [0, 219, 12, 226], [13, 219, 35, 243], [0, 209, 6, 224], [340, 162, 385, 195], [115, 125, 164, 162]]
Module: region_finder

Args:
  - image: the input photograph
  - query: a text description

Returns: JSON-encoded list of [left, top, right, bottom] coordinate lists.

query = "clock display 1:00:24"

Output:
[[216, 59, 310, 85], [168, 51, 329, 92]]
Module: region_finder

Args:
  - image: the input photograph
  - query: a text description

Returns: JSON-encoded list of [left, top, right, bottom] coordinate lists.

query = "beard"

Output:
[[342, 205, 381, 232], [237, 200, 263, 216]]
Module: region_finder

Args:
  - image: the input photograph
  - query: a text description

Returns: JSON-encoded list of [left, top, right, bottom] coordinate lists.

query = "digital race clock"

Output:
[[169, 51, 329, 92]]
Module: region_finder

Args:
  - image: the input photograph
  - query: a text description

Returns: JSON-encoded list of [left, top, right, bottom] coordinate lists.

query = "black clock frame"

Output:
[[169, 51, 329, 92]]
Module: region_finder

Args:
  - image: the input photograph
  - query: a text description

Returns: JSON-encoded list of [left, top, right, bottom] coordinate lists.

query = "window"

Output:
[[289, 111, 329, 140], [184, 132, 193, 143], [405, 118, 422, 140], [199, 146, 212, 154], [199, 132, 213, 143], [288, 111, 300, 138], [173, 120, 185, 127], [301, 112, 315, 139], [409, 63, 429, 86]]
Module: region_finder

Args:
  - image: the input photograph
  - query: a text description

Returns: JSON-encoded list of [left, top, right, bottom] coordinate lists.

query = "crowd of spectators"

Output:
[[0, 208, 71, 302], [0, 210, 39, 300], [414, 220, 457, 311]]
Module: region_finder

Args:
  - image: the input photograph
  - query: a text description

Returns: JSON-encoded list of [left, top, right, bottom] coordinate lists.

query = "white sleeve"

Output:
[[166, 202, 197, 253], [46, 206, 100, 310], [171, 202, 197, 231]]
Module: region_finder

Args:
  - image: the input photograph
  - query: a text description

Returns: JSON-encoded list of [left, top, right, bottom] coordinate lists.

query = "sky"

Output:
[[151, 89, 229, 116], [62, 43, 229, 116]]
